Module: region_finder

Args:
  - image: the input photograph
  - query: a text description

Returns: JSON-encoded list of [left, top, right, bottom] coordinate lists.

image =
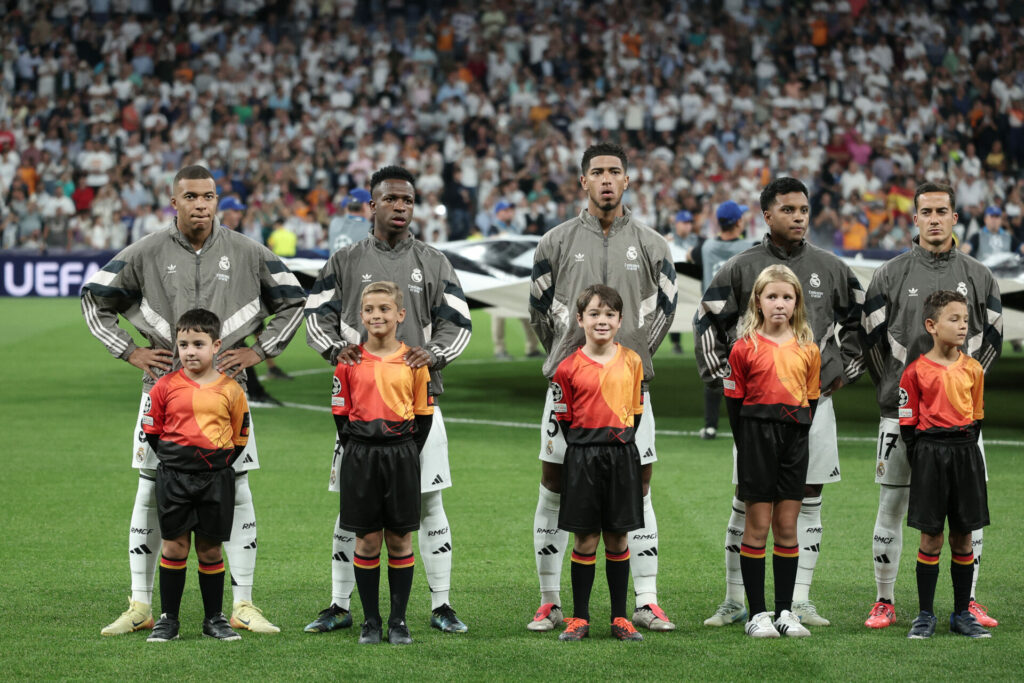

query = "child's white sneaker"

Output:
[[745, 611, 780, 638]]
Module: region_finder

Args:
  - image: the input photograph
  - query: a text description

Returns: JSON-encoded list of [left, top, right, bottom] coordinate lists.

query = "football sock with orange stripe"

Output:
[[606, 549, 630, 620], [739, 544, 766, 617], [354, 553, 382, 622], [198, 559, 226, 619], [916, 549, 940, 614], [951, 551, 974, 614], [159, 554, 187, 619], [772, 543, 799, 614], [387, 553, 415, 624], [570, 550, 596, 622]]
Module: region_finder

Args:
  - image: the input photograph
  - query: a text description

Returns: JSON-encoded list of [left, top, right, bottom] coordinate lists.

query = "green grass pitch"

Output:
[[0, 298, 1021, 680]]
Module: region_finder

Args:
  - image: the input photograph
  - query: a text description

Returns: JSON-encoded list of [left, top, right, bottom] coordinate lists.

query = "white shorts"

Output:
[[874, 416, 988, 486], [328, 405, 451, 494], [732, 394, 839, 486], [537, 386, 657, 465], [130, 389, 260, 472]]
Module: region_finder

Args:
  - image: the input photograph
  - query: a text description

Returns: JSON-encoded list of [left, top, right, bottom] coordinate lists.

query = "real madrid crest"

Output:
[[956, 281, 968, 297], [219, 256, 230, 271], [810, 273, 821, 288], [411, 268, 423, 283], [626, 246, 638, 260]]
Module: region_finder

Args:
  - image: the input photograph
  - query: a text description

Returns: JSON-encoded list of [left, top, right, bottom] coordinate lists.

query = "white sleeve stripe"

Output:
[[887, 333, 907, 364], [140, 297, 173, 343], [220, 297, 262, 340], [864, 308, 886, 334], [700, 327, 723, 377], [82, 295, 128, 354], [261, 307, 304, 352], [987, 308, 1002, 324], [638, 293, 657, 326], [531, 272, 552, 298], [306, 314, 338, 352], [271, 271, 302, 287], [305, 287, 336, 310], [338, 317, 362, 345], [87, 269, 118, 287], [443, 292, 472, 320], [436, 328, 471, 360], [659, 271, 678, 301]]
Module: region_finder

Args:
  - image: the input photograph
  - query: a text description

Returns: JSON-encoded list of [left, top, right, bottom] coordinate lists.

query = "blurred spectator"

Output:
[[962, 205, 1024, 260], [267, 221, 297, 258], [327, 188, 372, 253]]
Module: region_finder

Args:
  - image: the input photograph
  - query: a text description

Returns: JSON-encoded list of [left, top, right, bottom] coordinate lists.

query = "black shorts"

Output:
[[156, 463, 235, 542], [736, 418, 808, 503], [559, 442, 644, 535], [339, 439, 421, 535], [908, 437, 989, 535]]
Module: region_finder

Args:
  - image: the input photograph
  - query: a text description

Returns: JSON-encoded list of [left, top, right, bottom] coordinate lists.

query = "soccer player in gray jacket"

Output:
[[861, 182, 1003, 630], [695, 177, 865, 629], [82, 165, 306, 636], [527, 142, 678, 633], [303, 166, 473, 635]]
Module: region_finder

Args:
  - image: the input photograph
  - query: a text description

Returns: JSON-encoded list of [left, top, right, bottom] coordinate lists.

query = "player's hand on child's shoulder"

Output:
[[217, 347, 262, 378], [335, 345, 362, 366], [403, 346, 433, 368], [128, 347, 174, 380]]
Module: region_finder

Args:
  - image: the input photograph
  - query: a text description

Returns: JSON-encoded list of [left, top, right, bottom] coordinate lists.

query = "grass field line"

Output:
[[277, 401, 1024, 446]]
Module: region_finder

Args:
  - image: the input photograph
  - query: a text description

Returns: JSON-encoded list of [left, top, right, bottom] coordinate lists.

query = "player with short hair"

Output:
[[333, 280, 434, 645], [861, 182, 1002, 630], [899, 290, 991, 639], [695, 177, 865, 628], [82, 165, 305, 637], [528, 142, 678, 633], [144, 309, 250, 642], [724, 265, 820, 638], [304, 165, 472, 634], [554, 284, 645, 643]]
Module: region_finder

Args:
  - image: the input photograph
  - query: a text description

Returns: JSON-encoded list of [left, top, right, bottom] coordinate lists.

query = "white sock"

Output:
[[629, 492, 659, 608], [534, 484, 567, 606], [724, 497, 745, 604], [793, 496, 823, 602], [873, 485, 909, 602], [970, 527, 984, 600], [223, 473, 257, 604], [129, 472, 160, 605], [419, 489, 452, 610], [331, 514, 354, 609]]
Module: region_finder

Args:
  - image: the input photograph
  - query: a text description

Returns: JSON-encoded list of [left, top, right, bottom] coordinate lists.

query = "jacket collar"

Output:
[[578, 206, 633, 236], [170, 217, 222, 252], [371, 232, 414, 253], [761, 233, 806, 259], [910, 235, 955, 263]]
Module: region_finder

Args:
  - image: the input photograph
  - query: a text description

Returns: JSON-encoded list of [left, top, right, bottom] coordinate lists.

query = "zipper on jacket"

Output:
[[602, 234, 609, 283], [194, 251, 202, 309]]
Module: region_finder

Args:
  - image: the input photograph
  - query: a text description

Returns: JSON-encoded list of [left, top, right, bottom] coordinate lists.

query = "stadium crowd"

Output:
[[1, 0, 1023, 255]]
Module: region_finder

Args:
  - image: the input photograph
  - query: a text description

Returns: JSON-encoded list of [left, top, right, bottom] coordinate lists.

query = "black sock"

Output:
[[354, 553, 381, 623], [773, 543, 799, 615], [951, 551, 975, 615], [570, 550, 596, 622], [740, 544, 767, 618], [159, 555, 187, 618], [387, 553, 415, 625], [198, 559, 226, 619], [916, 549, 940, 614], [605, 549, 630, 620]]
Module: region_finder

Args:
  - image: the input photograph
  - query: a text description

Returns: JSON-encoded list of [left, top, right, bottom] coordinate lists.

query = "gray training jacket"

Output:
[[694, 235, 866, 390], [303, 234, 472, 396], [81, 219, 307, 387], [529, 207, 678, 381], [861, 238, 1003, 418]]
